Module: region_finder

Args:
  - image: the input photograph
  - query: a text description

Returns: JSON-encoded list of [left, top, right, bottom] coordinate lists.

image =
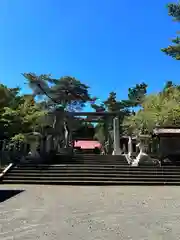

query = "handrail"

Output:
[[0, 163, 14, 179]]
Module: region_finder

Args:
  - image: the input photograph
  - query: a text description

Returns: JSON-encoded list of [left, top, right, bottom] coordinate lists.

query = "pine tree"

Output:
[[162, 2, 180, 60]]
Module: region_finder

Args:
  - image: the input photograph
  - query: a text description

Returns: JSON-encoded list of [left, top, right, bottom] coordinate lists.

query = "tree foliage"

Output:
[[23, 73, 95, 112], [162, 2, 180, 59], [123, 83, 180, 135], [0, 85, 46, 140], [124, 82, 148, 107]]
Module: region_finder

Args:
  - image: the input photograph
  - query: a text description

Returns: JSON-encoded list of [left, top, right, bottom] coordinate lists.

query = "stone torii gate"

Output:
[[46, 110, 122, 155], [66, 111, 122, 155]]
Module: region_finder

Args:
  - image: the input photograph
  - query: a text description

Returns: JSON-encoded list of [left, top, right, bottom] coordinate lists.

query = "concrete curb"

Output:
[[0, 163, 14, 179]]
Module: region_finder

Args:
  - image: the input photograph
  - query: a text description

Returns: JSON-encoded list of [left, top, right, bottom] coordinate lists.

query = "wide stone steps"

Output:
[[2, 163, 180, 185]]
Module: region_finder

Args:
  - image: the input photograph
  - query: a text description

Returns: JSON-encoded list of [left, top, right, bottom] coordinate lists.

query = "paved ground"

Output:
[[0, 185, 180, 240]]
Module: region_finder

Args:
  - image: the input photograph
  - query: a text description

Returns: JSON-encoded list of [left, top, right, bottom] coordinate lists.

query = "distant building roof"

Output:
[[74, 140, 101, 149], [153, 128, 180, 135]]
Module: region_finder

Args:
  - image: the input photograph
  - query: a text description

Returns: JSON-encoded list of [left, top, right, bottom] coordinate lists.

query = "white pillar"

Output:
[[128, 136, 133, 158], [112, 117, 122, 155]]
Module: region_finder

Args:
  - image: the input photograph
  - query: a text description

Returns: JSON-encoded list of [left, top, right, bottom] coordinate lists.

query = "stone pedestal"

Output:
[[25, 133, 42, 160], [138, 135, 151, 153], [112, 117, 122, 155], [26, 141, 41, 162]]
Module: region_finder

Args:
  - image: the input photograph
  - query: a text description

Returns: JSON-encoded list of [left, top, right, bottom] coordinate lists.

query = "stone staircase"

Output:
[[2, 154, 180, 185]]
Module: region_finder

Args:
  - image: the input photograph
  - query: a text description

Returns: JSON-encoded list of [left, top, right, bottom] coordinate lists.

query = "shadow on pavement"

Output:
[[0, 190, 25, 203]]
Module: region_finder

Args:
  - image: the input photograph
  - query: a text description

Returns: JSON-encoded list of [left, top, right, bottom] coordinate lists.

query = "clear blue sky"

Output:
[[0, 0, 179, 109]]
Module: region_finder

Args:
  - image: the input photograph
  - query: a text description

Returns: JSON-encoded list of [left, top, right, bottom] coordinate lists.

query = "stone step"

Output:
[[6, 172, 180, 177], [41, 160, 129, 164], [57, 160, 128, 163], [9, 167, 180, 172], [43, 154, 130, 165], [3, 179, 180, 186], [10, 170, 180, 175], [65, 156, 128, 159], [18, 163, 129, 166], [4, 175, 180, 181], [71, 161, 129, 163], [13, 164, 180, 169], [72, 156, 127, 159], [14, 164, 131, 169]]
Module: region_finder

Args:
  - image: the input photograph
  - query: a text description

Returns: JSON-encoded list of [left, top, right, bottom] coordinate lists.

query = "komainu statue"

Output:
[[132, 142, 160, 167]]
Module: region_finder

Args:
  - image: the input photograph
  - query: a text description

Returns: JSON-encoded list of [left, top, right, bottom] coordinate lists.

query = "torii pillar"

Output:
[[112, 117, 122, 155]]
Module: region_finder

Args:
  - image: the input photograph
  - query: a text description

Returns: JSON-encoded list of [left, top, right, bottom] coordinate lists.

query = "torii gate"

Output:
[[66, 111, 122, 155]]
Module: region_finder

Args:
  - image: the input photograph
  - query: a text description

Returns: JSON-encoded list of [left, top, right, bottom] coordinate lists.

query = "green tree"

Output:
[[23, 73, 95, 112], [91, 92, 128, 150], [163, 80, 174, 91], [121, 82, 148, 107], [1, 95, 46, 139], [91, 91, 129, 113], [162, 2, 180, 59], [92, 84, 147, 142], [0, 85, 26, 139], [123, 86, 180, 135], [0, 84, 23, 109]]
